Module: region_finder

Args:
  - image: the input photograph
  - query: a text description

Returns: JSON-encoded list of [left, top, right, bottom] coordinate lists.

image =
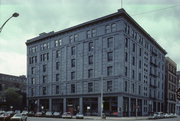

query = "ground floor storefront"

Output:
[[28, 95, 163, 117]]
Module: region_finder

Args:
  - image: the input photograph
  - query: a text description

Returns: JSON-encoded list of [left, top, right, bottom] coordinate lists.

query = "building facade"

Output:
[[26, 9, 166, 116], [164, 57, 177, 113], [176, 71, 180, 115]]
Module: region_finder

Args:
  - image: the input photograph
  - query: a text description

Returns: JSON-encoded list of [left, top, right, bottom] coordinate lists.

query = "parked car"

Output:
[[53, 112, 61, 118], [156, 112, 164, 119], [15, 110, 21, 114], [0, 111, 5, 115], [164, 113, 170, 118], [45, 111, 53, 117], [35, 112, 43, 117], [62, 112, 72, 119], [149, 113, 158, 119], [76, 113, 84, 119], [0, 113, 12, 121], [21, 111, 28, 115], [10, 113, 27, 121], [6, 111, 15, 117], [27, 111, 34, 117]]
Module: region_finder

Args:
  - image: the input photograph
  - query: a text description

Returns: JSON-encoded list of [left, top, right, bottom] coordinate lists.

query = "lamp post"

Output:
[[0, 12, 19, 33]]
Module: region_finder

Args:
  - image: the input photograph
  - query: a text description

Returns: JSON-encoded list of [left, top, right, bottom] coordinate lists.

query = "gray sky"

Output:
[[0, 0, 180, 76]]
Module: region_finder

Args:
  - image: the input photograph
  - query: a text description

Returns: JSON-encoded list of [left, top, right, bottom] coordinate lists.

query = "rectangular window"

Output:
[[111, 23, 116, 32], [56, 85, 59, 94], [107, 52, 113, 61], [105, 25, 111, 33], [92, 29, 96, 37], [125, 67, 127, 76], [139, 48, 142, 56], [139, 60, 141, 69], [43, 64, 47, 72], [125, 38, 128, 47], [56, 74, 59, 81], [88, 55, 93, 65], [56, 50, 60, 58], [31, 67, 35, 74], [74, 34, 78, 41], [88, 42, 94, 51], [43, 75, 47, 83], [107, 81, 112, 92], [133, 43, 135, 52], [71, 59, 75, 67], [132, 70, 135, 79], [71, 71, 75, 80], [125, 81, 127, 92], [139, 73, 141, 81], [31, 78, 35, 84], [88, 82, 93, 92], [87, 30, 91, 38], [125, 52, 128, 62], [107, 66, 113, 76], [88, 69, 93, 78], [107, 37, 113, 48], [71, 46, 75, 55], [71, 84, 75, 93], [42, 87, 46, 95], [56, 62, 59, 70], [69, 35, 73, 43], [31, 88, 34, 96], [132, 57, 135, 65]]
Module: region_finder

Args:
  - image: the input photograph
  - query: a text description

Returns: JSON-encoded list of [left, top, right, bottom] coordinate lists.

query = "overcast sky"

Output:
[[0, 0, 180, 76]]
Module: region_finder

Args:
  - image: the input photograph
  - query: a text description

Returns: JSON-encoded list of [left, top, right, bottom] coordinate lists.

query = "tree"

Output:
[[4, 88, 23, 110]]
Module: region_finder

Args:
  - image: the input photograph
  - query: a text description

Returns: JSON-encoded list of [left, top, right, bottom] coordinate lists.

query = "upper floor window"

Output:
[[55, 39, 62, 47], [55, 85, 59, 94], [88, 82, 93, 92], [43, 75, 47, 83], [125, 38, 128, 48], [56, 62, 59, 70], [105, 25, 111, 33], [88, 55, 93, 65], [41, 43, 49, 50], [71, 84, 75, 93], [111, 23, 117, 32], [107, 66, 113, 76], [74, 34, 78, 41], [88, 69, 93, 78], [56, 50, 60, 58], [107, 37, 113, 48], [31, 78, 35, 84], [69, 35, 74, 43], [107, 81, 112, 92], [133, 43, 135, 52], [92, 29, 96, 37], [87, 30, 91, 38], [56, 74, 59, 81], [88, 42, 94, 51], [125, 52, 128, 62], [42, 87, 46, 95], [31, 67, 35, 74], [71, 71, 75, 80], [125, 81, 127, 92], [43, 64, 47, 72], [107, 52, 113, 62], [71, 59, 75, 67], [125, 66, 127, 76], [71, 46, 75, 55]]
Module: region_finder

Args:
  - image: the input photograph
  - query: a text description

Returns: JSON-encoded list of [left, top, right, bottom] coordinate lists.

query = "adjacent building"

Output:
[[164, 57, 177, 113], [0, 73, 27, 110], [176, 71, 180, 115], [26, 9, 167, 116]]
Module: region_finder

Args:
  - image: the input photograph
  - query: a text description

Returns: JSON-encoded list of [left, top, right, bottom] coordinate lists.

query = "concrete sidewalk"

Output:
[[84, 116, 149, 120]]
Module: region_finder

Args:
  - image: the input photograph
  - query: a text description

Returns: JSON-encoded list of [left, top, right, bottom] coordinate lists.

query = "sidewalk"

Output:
[[84, 116, 149, 120]]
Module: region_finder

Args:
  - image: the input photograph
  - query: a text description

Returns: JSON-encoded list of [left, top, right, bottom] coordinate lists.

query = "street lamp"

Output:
[[0, 12, 19, 33]]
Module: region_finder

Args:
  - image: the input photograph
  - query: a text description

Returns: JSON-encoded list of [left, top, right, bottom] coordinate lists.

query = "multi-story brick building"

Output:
[[164, 57, 177, 113], [26, 9, 166, 116]]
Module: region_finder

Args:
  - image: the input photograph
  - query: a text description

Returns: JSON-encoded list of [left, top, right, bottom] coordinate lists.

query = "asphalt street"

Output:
[[27, 116, 180, 121]]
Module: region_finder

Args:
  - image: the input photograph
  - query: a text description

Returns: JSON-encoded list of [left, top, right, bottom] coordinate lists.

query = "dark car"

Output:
[[0, 113, 12, 121]]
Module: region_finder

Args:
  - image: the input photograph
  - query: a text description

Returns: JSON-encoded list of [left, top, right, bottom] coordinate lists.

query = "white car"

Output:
[[62, 112, 72, 119], [76, 113, 84, 119], [53, 112, 61, 118], [156, 112, 164, 119], [10, 114, 27, 121], [149, 113, 158, 119], [21, 111, 28, 115], [45, 111, 53, 117]]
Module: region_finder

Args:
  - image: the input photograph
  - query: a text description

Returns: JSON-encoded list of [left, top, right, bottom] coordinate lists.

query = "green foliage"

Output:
[[4, 88, 23, 109]]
